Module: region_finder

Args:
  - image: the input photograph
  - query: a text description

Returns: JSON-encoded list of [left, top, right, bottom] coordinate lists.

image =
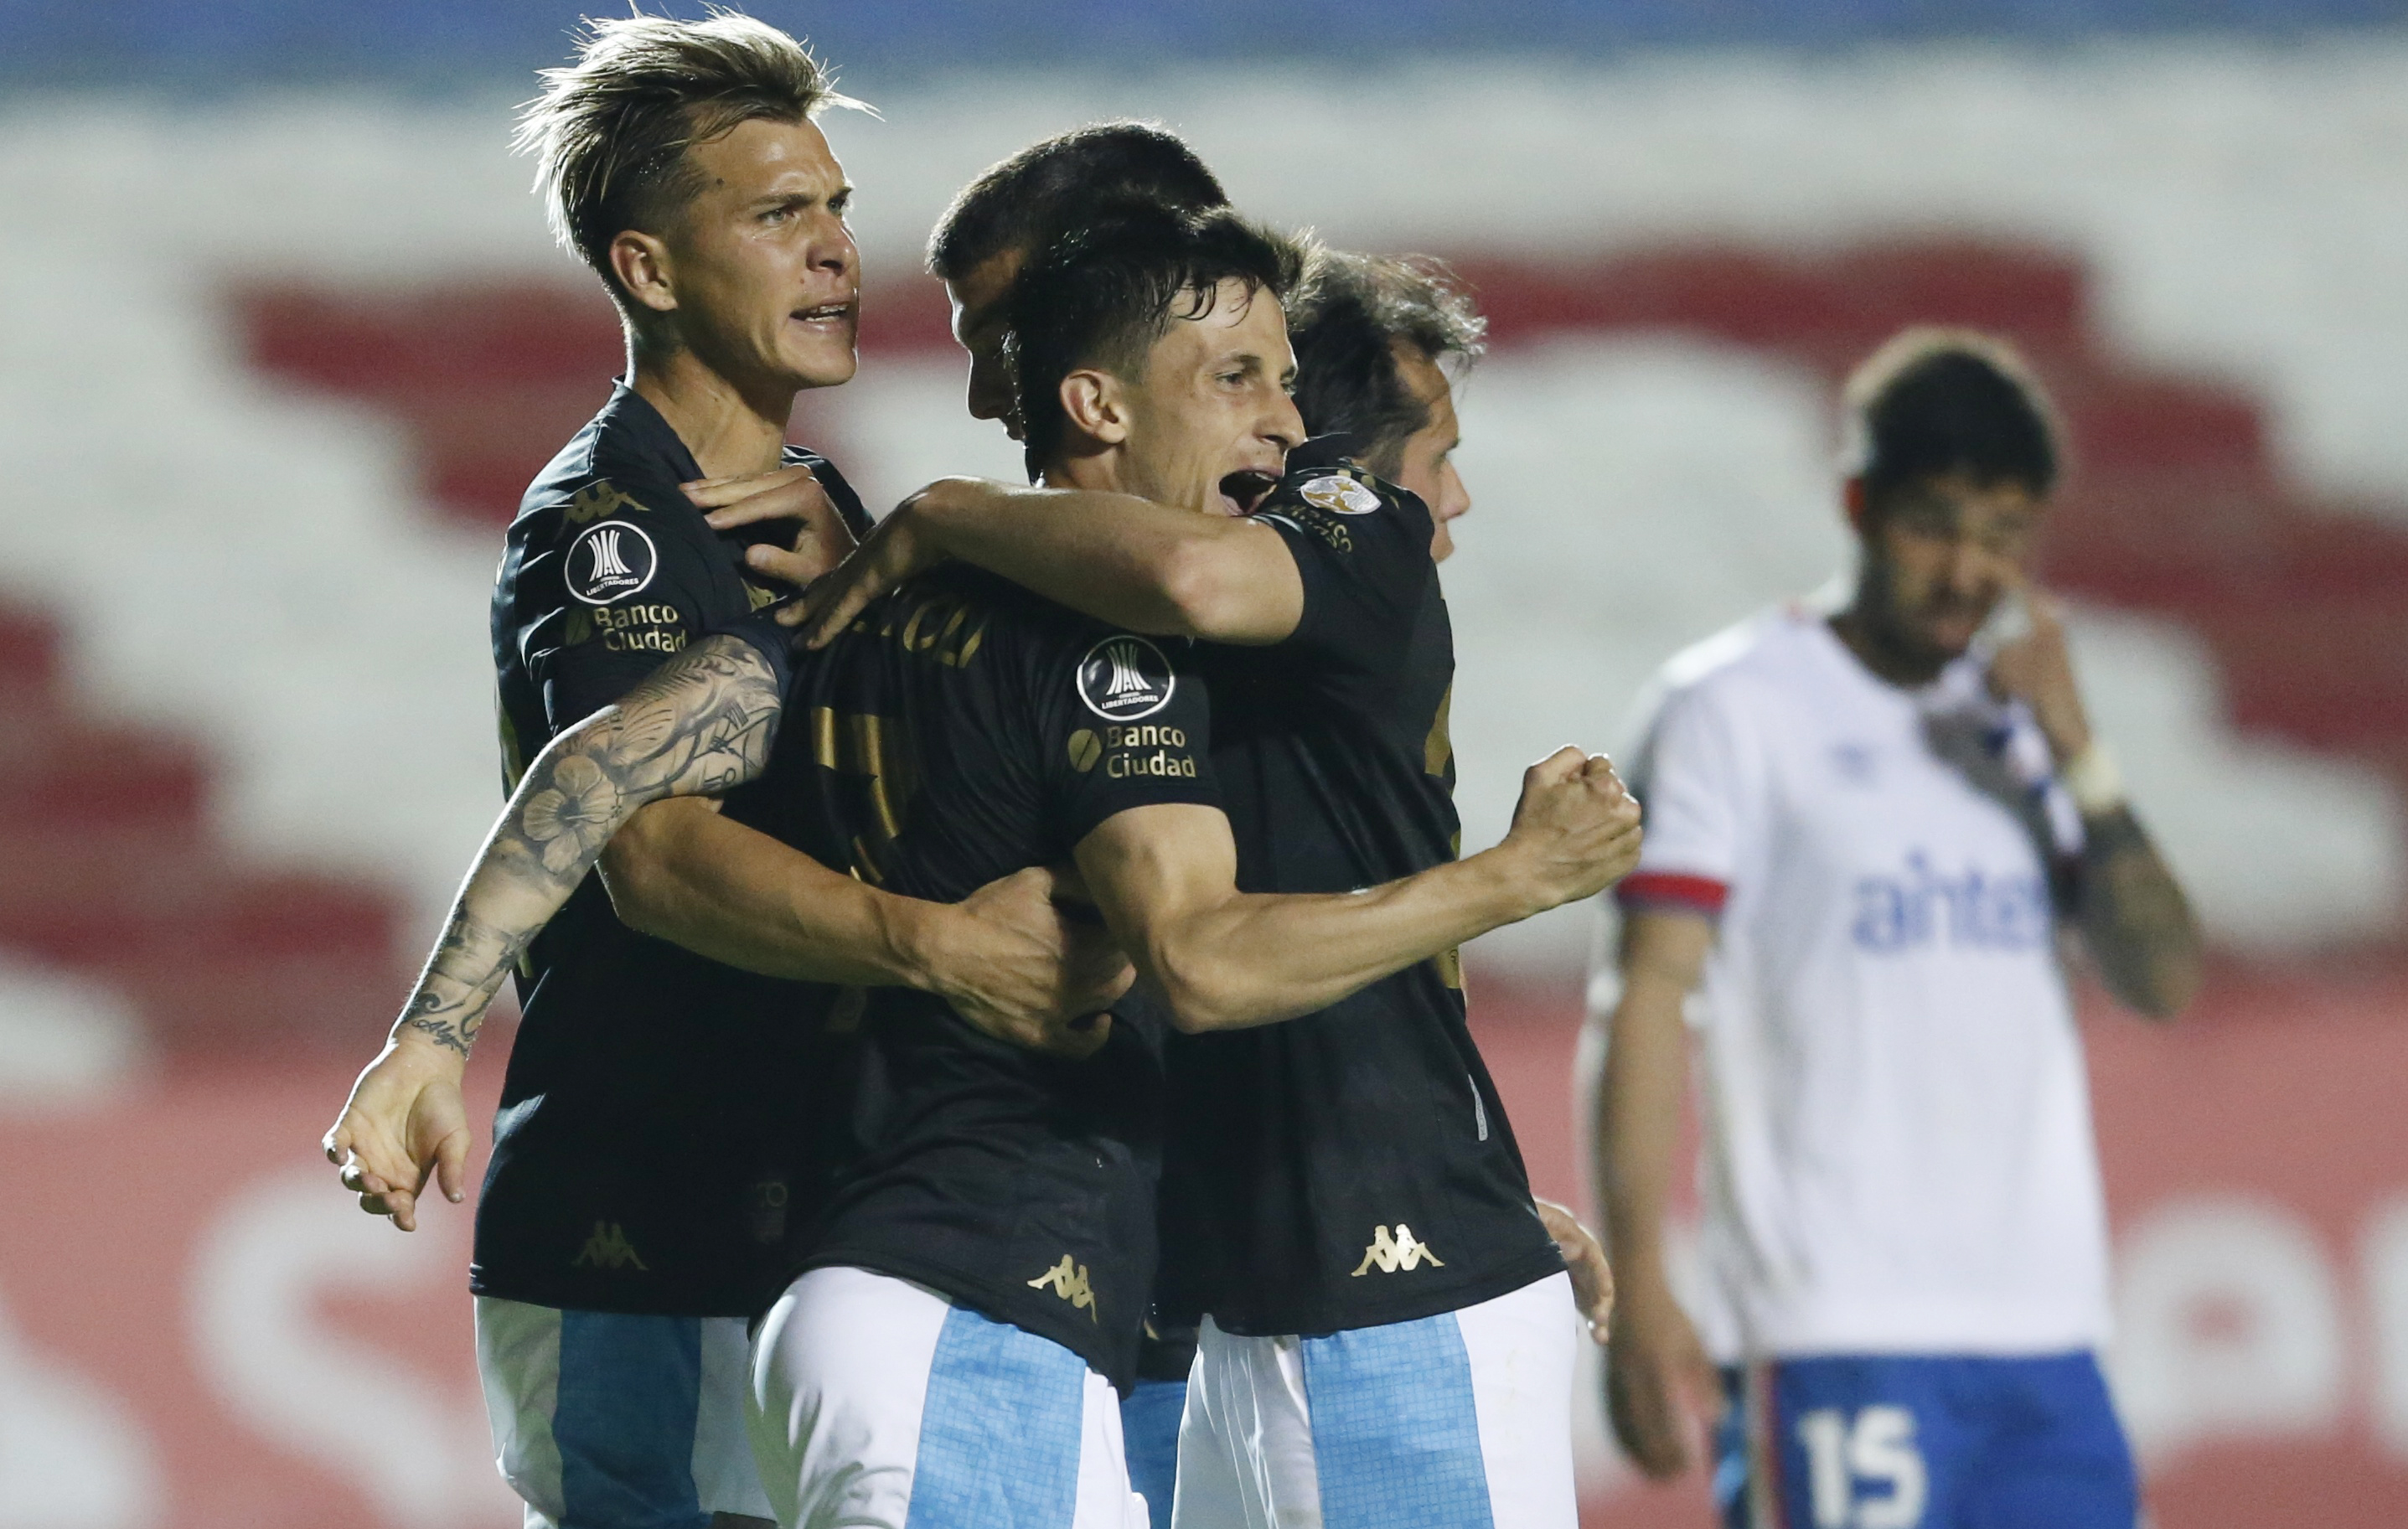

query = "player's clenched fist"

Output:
[[1501, 745, 1645, 912]]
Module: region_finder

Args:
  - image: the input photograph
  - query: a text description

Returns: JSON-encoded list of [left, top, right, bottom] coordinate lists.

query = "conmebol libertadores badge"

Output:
[[1077, 633, 1175, 721]]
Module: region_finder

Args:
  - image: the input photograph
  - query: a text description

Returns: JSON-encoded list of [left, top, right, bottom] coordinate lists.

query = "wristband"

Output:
[[2061, 741, 2126, 817]]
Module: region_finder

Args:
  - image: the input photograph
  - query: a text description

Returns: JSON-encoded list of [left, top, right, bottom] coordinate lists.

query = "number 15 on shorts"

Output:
[[1796, 1406, 1927, 1529]]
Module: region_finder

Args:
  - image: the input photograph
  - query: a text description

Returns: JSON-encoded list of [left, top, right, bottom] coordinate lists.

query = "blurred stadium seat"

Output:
[[1, 5, 2405, 1525]]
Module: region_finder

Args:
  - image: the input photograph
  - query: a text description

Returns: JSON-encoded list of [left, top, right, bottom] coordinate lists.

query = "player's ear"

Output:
[[611, 231, 680, 316], [1842, 476, 1869, 536], [1058, 369, 1129, 447]]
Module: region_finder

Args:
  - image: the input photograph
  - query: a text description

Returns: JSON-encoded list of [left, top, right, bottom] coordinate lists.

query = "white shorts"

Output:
[[748, 1265, 1148, 1529], [1171, 1272, 1578, 1529], [474, 1295, 773, 1527]]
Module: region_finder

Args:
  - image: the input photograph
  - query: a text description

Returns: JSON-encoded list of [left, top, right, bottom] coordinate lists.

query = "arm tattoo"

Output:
[[390, 636, 785, 1056], [2070, 805, 2203, 1019]]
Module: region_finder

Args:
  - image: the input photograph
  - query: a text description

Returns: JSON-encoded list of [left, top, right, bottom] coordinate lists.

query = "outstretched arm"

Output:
[[1072, 746, 1644, 1034], [322, 633, 783, 1227], [695, 477, 1306, 650]]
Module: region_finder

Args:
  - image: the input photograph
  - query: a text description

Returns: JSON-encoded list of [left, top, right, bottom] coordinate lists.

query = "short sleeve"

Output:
[[1040, 629, 1222, 849], [528, 479, 743, 731], [1254, 467, 1435, 676], [1618, 679, 1760, 917]]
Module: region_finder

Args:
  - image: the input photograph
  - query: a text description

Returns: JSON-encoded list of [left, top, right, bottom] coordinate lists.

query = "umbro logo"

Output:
[[566, 519, 659, 606], [571, 1221, 649, 1271], [1027, 1254, 1100, 1322], [1350, 1223, 1446, 1276]]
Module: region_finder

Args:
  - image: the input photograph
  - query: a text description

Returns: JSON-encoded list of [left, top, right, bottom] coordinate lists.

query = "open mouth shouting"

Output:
[[1218, 468, 1279, 516], [790, 298, 858, 334]]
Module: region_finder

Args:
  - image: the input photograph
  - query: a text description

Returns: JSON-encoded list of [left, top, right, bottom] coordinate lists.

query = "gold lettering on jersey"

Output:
[[586, 602, 687, 654], [809, 706, 922, 881], [1027, 1254, 1101, 1322], [1292, 506, 1353, 554], [1350, 1223, 1446, 1276], [1105, 724, 1186, 750], [1095, 721, 1194, 777], [1108, 750, 1197, 779], [1424, 682, 1454, 779], [571, 1221, 649, 1271], [1068, 729, 1103, 772], [1433, 948, 1464, 990], [562, 480, 643, 528], [881, 590, 991, 670]]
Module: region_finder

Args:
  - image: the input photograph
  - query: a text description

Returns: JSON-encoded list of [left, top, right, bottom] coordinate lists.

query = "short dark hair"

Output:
[[928, 121, 1230, 281], [514, 11, 863, 314], [1007, 203, 1303, 476], [1288, 250, 1486, 476], [1842, 328, 2060, 512]]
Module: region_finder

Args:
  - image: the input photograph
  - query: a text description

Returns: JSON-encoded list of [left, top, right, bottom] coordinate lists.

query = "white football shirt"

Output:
[[1612, 605, 2111, 1360]]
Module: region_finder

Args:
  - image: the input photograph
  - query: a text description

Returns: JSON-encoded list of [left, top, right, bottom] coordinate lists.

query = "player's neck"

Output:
[[1829, 603, 1947, 690], [1046, 451, 1128, 498], [629, 344, 793, 481], [1046, 451, 1203, 512]]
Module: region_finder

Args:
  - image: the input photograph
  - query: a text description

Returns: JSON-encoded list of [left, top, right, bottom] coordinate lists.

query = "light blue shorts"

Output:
[[474, 1296, 772, 1528]]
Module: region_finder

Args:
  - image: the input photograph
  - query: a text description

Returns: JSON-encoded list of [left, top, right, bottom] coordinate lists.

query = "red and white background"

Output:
[[3, 37, 2406, 1527]]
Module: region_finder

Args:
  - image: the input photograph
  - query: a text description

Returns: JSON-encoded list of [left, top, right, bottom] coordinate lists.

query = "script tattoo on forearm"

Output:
[[395, 635, 786, 1058], [2071, 805, 2203, 1019]]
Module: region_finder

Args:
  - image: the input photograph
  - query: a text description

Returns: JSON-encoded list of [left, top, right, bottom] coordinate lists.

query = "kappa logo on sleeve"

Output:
[[1077, 634, 1176, 721], [566, 520, 659, 606], [1297, 473, 1383, 515]]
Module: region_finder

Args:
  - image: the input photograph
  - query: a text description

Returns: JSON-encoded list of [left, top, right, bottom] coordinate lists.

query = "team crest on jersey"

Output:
[[1350, 1223, 1446, 1276], [1077, 634, 1175, 721], [566, 520, 659, 606], [1298, 473, 1383, 516], [1027, 1254, 1100, 1321]]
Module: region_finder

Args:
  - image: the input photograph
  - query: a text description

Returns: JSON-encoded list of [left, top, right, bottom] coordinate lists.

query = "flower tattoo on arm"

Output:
[[394, 635, 787, 1058]]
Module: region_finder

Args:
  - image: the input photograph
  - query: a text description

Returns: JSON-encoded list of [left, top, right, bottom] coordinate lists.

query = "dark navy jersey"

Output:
[[474, 382, 871, 1318], [723, 566, 1219, 1388], [1157, 440, 1563, 1338]]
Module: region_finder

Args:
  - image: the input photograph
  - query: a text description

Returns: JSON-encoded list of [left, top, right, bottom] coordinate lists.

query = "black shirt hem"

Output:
[[468, 1268, 769, 1320], [1203, 1244, 1566, 1340]]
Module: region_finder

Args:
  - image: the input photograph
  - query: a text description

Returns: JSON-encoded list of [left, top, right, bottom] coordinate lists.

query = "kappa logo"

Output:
[[1076, 634, 1175, 721], [561, 479, 644, 528], [1350, 1223, 1446, 1277], [1027, 1254, 1100, 1322], [571, 1221, 649, 1271], [1298, 473, 1383, 516], [566, 520, 659, 606]]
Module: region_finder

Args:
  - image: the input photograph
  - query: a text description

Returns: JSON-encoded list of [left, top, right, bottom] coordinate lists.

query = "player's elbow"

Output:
[[596, 821, 679, 939], [1145, 937, 1257, 1034]]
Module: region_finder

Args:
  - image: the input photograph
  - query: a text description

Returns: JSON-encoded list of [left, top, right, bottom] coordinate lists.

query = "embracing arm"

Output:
[[395, 633, 785, 1060], [795, 479, 1305, 649], [1072, 747, 1643, 1034], [601, 802, 1134, 1053], [318, 634, 780, 1231]]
